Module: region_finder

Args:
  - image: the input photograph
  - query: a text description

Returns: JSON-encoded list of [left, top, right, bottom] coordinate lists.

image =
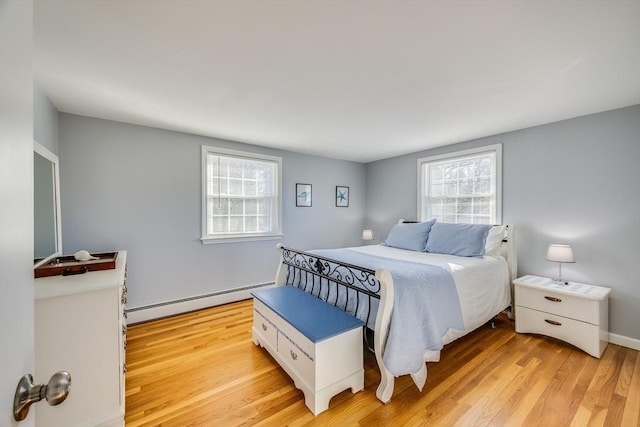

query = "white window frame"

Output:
[[201, 146, 283, 244], [417, 144, 502, 225]]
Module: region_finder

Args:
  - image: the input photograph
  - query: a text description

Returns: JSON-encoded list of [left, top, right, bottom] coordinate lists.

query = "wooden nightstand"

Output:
[[514, 275, 611, 358]]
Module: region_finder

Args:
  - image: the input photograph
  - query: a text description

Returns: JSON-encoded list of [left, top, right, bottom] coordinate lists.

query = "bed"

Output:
[[274, 221, 517, 403]]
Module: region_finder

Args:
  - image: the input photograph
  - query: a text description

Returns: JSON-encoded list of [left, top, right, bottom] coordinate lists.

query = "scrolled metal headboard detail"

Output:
[[278, 246, 381, 331]]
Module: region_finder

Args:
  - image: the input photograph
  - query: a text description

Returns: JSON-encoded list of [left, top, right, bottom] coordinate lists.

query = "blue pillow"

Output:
[[382, 220, 436, 252], [425, 223, 492, 257]]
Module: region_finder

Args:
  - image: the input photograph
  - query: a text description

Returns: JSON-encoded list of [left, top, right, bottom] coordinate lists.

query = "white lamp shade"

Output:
[[362, 229, 374, 241], [546, 244, 575, 263]]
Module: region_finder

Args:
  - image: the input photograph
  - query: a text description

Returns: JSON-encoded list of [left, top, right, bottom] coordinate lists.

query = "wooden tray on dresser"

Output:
[[35, 252, 118, 278]]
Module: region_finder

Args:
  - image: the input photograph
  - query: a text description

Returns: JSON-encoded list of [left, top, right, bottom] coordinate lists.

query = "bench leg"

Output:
[[251, 328, 260, 346], [304, 370, 364, 416]]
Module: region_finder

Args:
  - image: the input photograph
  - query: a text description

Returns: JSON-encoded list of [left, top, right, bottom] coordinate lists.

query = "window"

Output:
[[418, 144, 502, 224], [201, 146, 282, 243]]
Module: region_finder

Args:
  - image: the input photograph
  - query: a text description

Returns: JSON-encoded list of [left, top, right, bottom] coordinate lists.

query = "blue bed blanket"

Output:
[[309, 248, 464, 377]]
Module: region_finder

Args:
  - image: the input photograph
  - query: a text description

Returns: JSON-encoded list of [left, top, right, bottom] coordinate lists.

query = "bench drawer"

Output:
[[277, 332, 315, 387], [253, 307, 278, 350], [277, 315, 315, 361]]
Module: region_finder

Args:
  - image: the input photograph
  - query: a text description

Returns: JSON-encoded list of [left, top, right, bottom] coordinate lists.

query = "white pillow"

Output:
[[485, 225, 507, 256]]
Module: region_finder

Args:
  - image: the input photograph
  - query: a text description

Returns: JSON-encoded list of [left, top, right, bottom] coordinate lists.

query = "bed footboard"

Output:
[[275, 244, 396, 403]]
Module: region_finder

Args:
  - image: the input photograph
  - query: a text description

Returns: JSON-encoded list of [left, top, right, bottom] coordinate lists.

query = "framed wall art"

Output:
[[296, 183, 312, 207], [336, 186, 349, 207]]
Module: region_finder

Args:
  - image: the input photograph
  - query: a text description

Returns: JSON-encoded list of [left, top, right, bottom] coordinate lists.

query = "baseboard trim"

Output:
[[609, 332, 640, 351], [126, 282, 275, 324]]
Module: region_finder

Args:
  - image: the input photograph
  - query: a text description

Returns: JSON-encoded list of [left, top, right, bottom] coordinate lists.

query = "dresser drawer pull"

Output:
[[544, 319, 562, 326], [544, 296, 562, 302], [262, 323, 267, 331], [290, 350, 298, 361]]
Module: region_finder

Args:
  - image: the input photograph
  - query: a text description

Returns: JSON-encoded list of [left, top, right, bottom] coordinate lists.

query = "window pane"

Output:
[[458, 214, 473, 223], [245, 199, 257, 215], [228, 179, 242, 196], [457, 197, 472, 214], [257, 199, 271, 216], [229, 199, 243, 215], [208, 197, 228, 215], [229, 217, 243, 233], [430, 165, 443, 183], [431, 183, 443, 197], [208, 216, 227, 234], [245, 180, 257, 195], [459, 179, 474, 195], [245, 216, 257, 232], [476, 177, 490, 194], [444, 183, 457, 196], [228, 161, 243, 179], [258, 216, 270, 231]]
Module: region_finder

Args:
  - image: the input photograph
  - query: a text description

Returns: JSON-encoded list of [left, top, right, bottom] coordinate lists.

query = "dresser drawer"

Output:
[[515, 285, 599, 324], [516, 306, 603, 357]]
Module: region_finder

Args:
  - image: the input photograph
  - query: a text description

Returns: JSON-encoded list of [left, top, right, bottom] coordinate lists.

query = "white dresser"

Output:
[[514, 275, 610, 358], [252, 286, 364, 415], [34, 251, 127, 427]]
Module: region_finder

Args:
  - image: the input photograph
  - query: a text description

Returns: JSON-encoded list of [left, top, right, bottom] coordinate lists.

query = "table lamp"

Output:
[[546, 244, 575, 284], [362, 230, 374, 241]]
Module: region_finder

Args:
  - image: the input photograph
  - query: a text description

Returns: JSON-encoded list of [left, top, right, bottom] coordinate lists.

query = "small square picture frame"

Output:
[[336, 186, 349, 207], [296, 183, 312, 207]]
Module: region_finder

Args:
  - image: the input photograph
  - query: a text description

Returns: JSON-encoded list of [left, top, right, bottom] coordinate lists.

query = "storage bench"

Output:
[[251, 285, 364, 415]]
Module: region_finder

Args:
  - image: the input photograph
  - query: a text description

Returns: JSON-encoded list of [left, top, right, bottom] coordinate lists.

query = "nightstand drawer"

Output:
[[515, 306, 603, 357], [515, 285, 599, 324]]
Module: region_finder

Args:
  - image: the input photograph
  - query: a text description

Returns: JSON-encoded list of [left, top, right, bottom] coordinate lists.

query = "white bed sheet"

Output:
[[349, 245, 510, 359]]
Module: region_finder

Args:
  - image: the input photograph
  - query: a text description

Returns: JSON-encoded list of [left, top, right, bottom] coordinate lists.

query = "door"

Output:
[[0, 1, 36, 426]]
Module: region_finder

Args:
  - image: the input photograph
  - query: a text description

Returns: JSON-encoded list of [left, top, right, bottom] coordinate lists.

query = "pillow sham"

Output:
[[382, 219, 436, 252], [425, 222, 492, 257], [485, 225, 507, 256]]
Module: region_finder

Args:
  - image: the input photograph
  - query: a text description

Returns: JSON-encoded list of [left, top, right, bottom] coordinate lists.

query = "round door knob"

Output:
[[45, 371, 72, 405], [13, 371, 72, 421]]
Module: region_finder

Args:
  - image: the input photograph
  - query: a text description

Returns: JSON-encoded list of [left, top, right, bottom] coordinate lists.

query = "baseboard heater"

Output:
[[126, 282, 275, 324]]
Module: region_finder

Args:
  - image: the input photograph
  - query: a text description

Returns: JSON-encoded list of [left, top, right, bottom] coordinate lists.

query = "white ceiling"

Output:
[[35, 1, 640, 163]]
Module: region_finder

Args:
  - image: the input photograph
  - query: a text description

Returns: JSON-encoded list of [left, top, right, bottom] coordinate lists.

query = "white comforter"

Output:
[[348, 245, 511, 362]]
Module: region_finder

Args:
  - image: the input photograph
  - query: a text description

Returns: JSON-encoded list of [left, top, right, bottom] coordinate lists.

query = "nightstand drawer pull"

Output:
[[544, 296, 562, 302], [544, 319, 562, 326]]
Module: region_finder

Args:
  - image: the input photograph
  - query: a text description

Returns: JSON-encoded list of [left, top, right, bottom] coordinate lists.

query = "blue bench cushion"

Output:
[[252, 286, 364, 343]]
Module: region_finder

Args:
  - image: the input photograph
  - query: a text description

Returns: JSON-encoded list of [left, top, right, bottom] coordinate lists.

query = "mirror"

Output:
[[34, 141, 62, 268]]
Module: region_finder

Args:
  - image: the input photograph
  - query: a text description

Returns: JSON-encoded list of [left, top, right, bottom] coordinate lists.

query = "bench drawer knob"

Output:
[[290, 350, 298, 361], [262, 323, 267, 331]]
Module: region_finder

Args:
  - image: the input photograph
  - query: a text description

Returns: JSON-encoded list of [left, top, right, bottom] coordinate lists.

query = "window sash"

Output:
[[418, 144, 502, 225], [202, 146, 282, 242]]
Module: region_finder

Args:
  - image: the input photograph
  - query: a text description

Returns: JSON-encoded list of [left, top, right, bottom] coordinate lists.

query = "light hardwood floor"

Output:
[[125, 299, 640, 426]]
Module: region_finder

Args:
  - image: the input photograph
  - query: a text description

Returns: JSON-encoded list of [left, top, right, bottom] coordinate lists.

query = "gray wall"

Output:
[[34, 83, 58, 155], [366, 105, 640, 340], [59, 113, 366, 309]]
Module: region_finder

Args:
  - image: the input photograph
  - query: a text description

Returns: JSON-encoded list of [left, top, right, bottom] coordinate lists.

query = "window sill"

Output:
[[201, 233, 284, 245]]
